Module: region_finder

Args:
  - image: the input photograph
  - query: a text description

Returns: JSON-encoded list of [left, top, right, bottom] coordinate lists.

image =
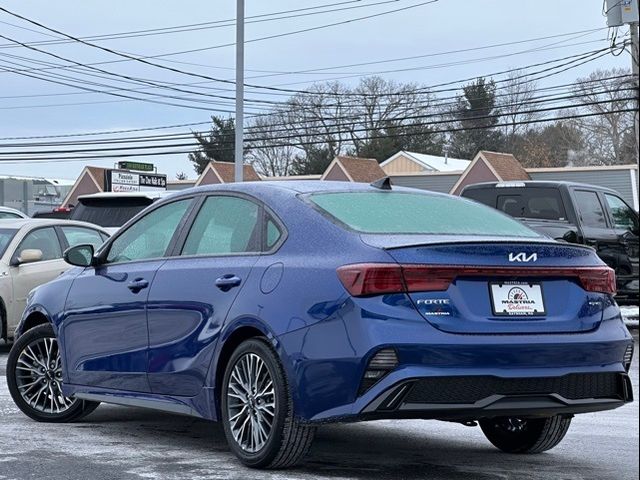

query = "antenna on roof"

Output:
[[371, 177, 392, 190]]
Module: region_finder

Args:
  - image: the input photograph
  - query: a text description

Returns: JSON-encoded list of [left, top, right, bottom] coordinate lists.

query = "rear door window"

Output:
[[574, 190, 607, 228], [308, 192, 540, 237], [182, 196, 261, 256]]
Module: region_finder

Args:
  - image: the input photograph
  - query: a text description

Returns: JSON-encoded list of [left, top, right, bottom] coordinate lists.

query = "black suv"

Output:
[[461, 181, 639, 304]]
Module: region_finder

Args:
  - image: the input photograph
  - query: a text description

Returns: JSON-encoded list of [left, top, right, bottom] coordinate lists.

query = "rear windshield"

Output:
[[308, 192, 541, 237], [465, 188, 567, 221], [70, 197, 154, 228]]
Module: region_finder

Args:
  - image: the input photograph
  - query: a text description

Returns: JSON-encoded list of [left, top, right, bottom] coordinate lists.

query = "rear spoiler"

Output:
[[359, 234, 595, 252]]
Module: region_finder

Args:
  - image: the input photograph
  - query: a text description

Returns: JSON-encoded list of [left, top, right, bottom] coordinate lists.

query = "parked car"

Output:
[[6, 181, 634, 469], [461, 181, 639, 304], [69, 191, 171, 234], [0, 206, 29, 220], [0, 219, 109, 342], [31, 206, 73, 220]]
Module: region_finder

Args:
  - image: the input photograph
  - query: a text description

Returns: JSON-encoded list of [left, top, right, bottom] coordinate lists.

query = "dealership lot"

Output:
[[0, 334, 637, 480]]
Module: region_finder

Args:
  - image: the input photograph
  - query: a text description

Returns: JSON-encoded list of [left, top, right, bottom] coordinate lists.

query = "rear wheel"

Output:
[[480, 416, 571, 453], [6, 324, 99, 422], [221, 338, 315, 469]]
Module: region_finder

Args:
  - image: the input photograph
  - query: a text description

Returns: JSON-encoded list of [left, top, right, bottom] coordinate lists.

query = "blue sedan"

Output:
[[6, 180, 634, 468]]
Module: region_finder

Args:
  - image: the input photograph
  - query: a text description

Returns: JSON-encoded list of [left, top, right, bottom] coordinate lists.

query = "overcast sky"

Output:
[[0, 0, 632, 180]]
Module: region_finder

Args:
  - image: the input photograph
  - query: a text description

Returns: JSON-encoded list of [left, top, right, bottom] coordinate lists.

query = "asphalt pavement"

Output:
[[0, 334, 638, 480]]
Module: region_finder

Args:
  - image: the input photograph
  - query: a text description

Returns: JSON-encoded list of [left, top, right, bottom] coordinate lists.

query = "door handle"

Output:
[[215, 274, 241, 291], [127, 278, 149, 293]]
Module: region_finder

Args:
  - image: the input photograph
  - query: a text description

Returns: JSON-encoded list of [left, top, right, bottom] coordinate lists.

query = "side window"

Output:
[[0, 212, 22, 219], [15, 227, 62, 262], [574, 190, 607, 228], [62, 226, 106, 250], [182, 196, 260, 256], [266, 217, 282, 250], [604, 194, 638, 232], [107, 199, 191, 263]]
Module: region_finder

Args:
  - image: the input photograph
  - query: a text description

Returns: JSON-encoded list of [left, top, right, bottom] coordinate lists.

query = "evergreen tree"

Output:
[[449, 77, 503, 159], [188, 116, 237, 174]]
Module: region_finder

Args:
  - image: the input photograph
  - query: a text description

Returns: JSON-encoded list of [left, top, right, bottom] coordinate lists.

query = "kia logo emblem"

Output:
[[508, 252, 538, 262]]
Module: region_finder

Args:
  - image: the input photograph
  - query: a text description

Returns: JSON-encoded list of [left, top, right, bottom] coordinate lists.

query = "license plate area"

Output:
[[490, 282, 546, 316]]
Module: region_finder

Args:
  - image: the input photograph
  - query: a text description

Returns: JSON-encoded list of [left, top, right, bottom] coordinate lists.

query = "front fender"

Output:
[[15, 304, 54, 338], [15, 268, 79, 339]]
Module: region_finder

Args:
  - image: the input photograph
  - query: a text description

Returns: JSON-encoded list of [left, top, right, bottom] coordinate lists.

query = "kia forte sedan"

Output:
[[6, 181, 634, 469]]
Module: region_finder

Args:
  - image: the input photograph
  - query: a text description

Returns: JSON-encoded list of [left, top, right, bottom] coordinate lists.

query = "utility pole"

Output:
[[235, 0, 244, 182]]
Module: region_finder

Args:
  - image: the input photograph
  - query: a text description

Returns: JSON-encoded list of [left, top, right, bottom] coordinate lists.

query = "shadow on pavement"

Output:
[[79, 405, 589, 480]]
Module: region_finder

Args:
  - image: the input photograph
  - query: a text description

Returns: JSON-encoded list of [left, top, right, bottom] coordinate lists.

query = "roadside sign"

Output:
[[117, 161, 155, 172], [105, 169, 167, 192]]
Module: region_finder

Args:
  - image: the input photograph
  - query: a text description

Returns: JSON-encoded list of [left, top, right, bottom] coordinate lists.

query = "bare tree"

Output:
[[284, 81, 353, 163], [246, 112, 297, 177], [346, 77, 435, 156], [571, 68, 635, 165], [499, 70, 540, 142]]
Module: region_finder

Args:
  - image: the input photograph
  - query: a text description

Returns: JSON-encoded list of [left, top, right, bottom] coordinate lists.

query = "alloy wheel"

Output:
[[496, 417, 528, 433], [14, 337, 76, 414], [226, 353, 276, 453]]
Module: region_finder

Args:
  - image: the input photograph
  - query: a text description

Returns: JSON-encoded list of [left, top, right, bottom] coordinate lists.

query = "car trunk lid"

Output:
[[370, 237, 610, 334]]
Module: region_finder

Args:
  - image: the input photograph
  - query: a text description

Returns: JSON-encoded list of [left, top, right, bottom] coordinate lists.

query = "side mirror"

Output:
[[64, 244, 95, 267], [562, 230, 578, 244], [16, 249, 43, 265]]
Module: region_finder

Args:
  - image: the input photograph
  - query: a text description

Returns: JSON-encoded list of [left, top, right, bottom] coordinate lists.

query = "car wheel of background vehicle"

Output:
[[221, 338, 315, 469], [480, 416, 572, 453], [6, 324, 100, 423]]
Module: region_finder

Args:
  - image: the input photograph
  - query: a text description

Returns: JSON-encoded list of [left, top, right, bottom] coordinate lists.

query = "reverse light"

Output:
[[359, 348, 399, 395], [337, 264, 617, 297], [624, 344, 634, 372]]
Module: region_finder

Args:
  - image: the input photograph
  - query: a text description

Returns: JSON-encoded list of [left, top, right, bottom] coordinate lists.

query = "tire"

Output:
[[6, 324, 100, 423], [221, 338, 315, 469], [480, 416, 572, 454]]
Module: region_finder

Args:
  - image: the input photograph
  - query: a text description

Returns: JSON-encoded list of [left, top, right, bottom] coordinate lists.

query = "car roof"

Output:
[[0, 206, 28, 215], [178, 180, 429, 197], [77, 191, 172, 200], [462, 180, 620, 194], [0, 218, 110, 233]]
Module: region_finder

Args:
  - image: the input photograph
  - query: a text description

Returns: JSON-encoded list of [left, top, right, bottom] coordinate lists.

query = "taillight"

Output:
[[575, 267, 616, 295], [337, 264, 616, 297], [336, 264, 404, 297]]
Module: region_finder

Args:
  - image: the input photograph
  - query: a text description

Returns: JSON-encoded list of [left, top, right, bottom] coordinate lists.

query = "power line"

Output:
[[0, 33, 289, 106], [1, 83, 633, 148], [0, 108, 634, 164], [1, 97, 634, 155], [0, 45, 617, 117], [0, 1, 400, 49], [0, 2, 442, 98]]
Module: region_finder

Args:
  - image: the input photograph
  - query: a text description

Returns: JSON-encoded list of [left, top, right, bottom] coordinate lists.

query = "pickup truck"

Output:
[[461, 181, 639, 304]]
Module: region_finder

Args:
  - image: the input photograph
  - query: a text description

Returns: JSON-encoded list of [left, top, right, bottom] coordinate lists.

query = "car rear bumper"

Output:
[[358, 372, 633, 422]]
